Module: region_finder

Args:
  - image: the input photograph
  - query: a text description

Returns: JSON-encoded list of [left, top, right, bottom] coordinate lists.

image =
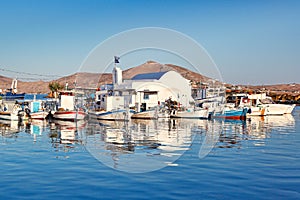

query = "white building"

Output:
[[115, 70, 193, 111], [95, 65, 193, 112]]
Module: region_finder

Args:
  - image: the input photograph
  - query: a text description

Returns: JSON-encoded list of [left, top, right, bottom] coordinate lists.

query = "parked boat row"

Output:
[[0, 89, 87, 122], [227, 93, 296, 117], [1, 59, 295, 122]]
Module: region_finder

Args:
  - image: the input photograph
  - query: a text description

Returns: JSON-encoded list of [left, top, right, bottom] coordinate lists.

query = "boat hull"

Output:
[[53, 111, 86, 121], [212, 108, 248, 120], [247, 106, 266, 117], [265, 104, 294, 115], [89, 109, 134, 121], [30, 111, 49, 120], [131, 110, 158, 119], [284, 104, 296, 114], [0, 112, 19, 121], [170, 109, 209, 119]]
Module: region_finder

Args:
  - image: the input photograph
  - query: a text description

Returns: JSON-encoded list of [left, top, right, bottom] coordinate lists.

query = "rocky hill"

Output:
[[0, 61, 210, 93], [0, 61, 299, 103], [123, 61, 210, 82]]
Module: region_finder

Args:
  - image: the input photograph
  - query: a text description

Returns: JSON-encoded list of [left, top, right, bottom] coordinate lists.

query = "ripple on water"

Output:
[[0, 109, 299, 199]]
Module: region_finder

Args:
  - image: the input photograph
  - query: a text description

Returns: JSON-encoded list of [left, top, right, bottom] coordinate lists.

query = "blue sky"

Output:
[[0, 0, 299, 85]]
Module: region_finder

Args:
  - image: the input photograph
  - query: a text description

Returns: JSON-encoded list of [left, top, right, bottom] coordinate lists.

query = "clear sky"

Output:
[[0, 0, 299, 85]]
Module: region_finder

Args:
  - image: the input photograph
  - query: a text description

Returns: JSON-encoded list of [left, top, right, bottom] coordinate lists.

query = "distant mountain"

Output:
[[122, 61, 211, 82], [72, 61, 211, 89], [0, 61, 299, 97], [0, 61, 211, 93], [0, 75, 13, 91], [245, 83, 300, 92]]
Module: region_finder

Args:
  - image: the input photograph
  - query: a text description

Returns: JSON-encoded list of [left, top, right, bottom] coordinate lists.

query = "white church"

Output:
[[95, 64, 193, 112]]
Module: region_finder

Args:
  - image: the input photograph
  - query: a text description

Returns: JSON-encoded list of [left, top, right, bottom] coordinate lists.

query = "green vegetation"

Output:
[[48, 82, 64, 98]]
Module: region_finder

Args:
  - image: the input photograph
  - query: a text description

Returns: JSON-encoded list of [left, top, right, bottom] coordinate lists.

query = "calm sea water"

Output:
[[0, 107, 299, 199]]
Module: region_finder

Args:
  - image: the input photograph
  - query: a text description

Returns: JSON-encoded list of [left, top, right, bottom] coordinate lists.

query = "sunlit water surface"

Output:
[[0, 107, 299, 199]]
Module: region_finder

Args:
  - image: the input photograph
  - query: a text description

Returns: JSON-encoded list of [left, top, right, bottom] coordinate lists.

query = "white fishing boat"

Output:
[[239, 96, 266, 116], [30, 111, 49, 120], [0, 102, 22, 121], [89, 109, 134, 121], [53, 90, 86, 121], [229, 93, 295, 116], [193, 85, 227, 118], [88, 87, 135, 121], [264, 103, 295, 115], [28, 101, 49, 120], [248, 93, 296, 115], [247, 106, 266, 116], [170, 108, 209, 119], [53, 110, 86, 120], [131, 109, 158, 119]]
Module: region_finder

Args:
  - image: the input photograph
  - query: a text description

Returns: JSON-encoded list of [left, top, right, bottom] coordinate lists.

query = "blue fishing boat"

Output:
[[212, 107, 248, 120], [0, 78, 25, 100]]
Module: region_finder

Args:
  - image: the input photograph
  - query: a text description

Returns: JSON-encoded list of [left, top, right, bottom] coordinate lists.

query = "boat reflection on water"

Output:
[[264, 114, 295, 130], [85, 113, 296, 172], [0, 113, 296, 166], [0, 119, 24, 138], [48, 120, 87, 155], [85, 118, 206, 172], [28, 120, 47, 142], [247, 114, 295, 139], [215, 114, 295, 148]]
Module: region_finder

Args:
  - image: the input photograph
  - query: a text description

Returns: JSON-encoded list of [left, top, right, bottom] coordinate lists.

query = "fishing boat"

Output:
[[238, 96, 266, 116], [170, 108, 209, 119], [240, 93, 296, 115], [247, 106, 266, 116], [264, 103, 296, 115], [88, 87, 135, 121], [28, 101, 49, 120], [53, 109, 86, 121], [89, 108, 135, 121], [0, 78, 25, 100], [53, 90, 86, 121], [131, 109, 158, 119], [30, 111, 49, 120], [0, 102, 23, 121], [212, 106, 248, 120]]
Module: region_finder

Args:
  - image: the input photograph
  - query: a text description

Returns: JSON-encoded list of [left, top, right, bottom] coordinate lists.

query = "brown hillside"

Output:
[[122, 61, 210, 82], [245, 83, 300, 93], [1, 62, 299, 96], [74, 72, 112, 88], [0, 75, 14, 91]]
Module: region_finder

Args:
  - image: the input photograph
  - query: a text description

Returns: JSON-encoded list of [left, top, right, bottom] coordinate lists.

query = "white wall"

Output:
[[108, 70, 193, 110], [60, 95, 75, 110], [159, 71, 193, 107], [132, 81, 176, 108], [112, 67, 122, 85], [105, 96, 125, 111]]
